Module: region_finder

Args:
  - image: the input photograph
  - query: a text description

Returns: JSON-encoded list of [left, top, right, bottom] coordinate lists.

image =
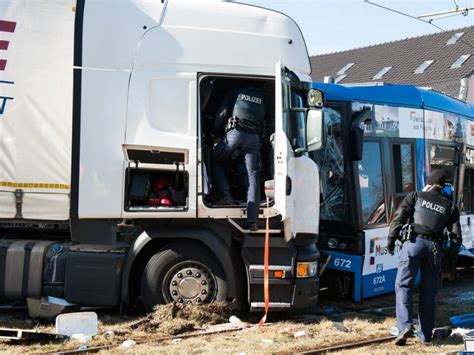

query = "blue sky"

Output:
[[240, 0, 474, 55]]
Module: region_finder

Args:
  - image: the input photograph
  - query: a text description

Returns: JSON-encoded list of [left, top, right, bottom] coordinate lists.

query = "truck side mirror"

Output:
[[306, 109, 324, 152]]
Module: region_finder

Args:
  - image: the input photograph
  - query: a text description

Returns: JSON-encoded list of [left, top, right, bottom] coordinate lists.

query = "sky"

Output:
[[240, 0, 474, 55]]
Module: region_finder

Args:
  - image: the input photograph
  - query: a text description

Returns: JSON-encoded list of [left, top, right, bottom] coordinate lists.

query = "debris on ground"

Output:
[[69, 334, 92, 343], [261, 338, 274, 344], [171, 338, 182, 345], [0, 328, 67, 343], [122, 339, 136, 348], [103, 330, 115, 340], [451, 328, 474, 338], [229, 315, 243, 324], [294, 330, 310, 338], [333, 321, 348, 332], [450, 313, 474, 328], [56, 312, 98, 337], [278, 327, 294, 334], [129, 302, 232, 335]]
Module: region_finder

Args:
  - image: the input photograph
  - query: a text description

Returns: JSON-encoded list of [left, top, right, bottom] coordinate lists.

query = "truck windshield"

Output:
[[310, 107, 345, 221]]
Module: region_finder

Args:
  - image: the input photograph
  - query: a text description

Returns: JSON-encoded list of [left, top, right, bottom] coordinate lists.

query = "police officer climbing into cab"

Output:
[[387, 169, 462, 346], [211, 85, 265, 232]]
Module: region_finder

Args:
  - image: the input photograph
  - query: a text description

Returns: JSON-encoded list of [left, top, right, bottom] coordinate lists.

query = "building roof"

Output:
[[312, 83, 474, 118], [310, 26, 474, 99]]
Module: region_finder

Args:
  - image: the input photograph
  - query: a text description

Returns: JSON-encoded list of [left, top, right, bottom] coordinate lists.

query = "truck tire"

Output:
[[141, 242, 228, 312]]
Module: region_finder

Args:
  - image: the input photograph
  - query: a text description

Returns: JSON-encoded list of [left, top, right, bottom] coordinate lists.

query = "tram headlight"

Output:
[[327, 238, 338, 249], [339, 242, 347, 250]]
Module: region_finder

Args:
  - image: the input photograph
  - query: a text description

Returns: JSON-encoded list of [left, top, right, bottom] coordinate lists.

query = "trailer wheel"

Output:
[[141, 243, 228, 312]]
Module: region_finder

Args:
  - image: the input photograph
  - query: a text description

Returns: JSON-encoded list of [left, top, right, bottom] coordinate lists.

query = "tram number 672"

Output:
[[333, 258, 352, 269]]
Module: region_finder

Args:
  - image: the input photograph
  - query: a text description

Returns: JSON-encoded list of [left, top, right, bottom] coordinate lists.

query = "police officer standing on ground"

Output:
[[211, 85, 265, 231], [387, 169, 462, 346]]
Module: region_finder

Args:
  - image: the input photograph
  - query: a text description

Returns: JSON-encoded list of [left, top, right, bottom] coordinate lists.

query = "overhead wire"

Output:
[[364, 0, 474, 51]]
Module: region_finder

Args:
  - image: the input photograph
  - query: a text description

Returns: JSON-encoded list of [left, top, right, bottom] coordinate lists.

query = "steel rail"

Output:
[[297, 335, 396, 354]]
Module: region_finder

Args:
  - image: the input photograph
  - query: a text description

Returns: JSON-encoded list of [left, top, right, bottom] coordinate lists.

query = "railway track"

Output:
[[297, 335, 396, 354]]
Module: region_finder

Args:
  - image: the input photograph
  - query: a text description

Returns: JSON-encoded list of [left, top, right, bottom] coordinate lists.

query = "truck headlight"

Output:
[[297, 261, 318, 278]]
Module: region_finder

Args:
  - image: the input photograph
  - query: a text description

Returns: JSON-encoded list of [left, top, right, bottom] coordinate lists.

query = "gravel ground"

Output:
[[0, 267, 472, 354]]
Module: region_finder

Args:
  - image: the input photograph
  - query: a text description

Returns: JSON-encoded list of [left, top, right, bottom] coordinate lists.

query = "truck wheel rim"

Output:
[[164, 261, 216, 304]]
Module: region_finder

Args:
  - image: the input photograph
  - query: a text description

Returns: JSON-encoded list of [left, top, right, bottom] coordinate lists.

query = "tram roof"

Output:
[[312, 82, 474, 119]]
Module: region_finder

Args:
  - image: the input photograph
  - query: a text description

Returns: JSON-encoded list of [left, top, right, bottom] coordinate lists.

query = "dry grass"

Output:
[[0, 269, 472, 354]]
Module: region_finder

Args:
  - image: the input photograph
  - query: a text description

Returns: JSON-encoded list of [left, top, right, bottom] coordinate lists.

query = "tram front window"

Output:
[[310, 107, 345, 221]]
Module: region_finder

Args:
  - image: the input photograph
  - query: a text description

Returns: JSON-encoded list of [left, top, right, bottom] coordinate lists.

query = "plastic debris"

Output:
[[78, 345, 88, 350], [451, 328, 474, 338], [103, 330, 115, 340], [278, 327, 294, 334], [333, 321, 348, 332], [122, 339, 137, 348], [261, 338, 274, 344], [70, 334, 92, 343], [56, 312, 98, 337], [294, 331, 310, 339], [390, 327, 399, 336], [229, 315, 242, 324]]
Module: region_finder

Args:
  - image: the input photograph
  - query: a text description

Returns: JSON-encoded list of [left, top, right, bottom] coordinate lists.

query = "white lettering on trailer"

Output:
[[421, 200, 446, 214]]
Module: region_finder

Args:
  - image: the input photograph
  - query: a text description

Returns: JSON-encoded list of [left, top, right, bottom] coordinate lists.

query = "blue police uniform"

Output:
[[387, 171, 461, 345], [211, 88, 265, 229]]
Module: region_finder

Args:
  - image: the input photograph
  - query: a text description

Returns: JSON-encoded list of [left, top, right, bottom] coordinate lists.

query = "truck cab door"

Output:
[[273, 63, 320, 241]]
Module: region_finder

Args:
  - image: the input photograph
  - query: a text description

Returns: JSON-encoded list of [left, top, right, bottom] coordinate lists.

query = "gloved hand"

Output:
[[387, 238, 396, 256]]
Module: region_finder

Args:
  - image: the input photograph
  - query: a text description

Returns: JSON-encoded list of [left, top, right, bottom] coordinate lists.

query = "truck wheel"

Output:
[[141, 243, 228, 312]]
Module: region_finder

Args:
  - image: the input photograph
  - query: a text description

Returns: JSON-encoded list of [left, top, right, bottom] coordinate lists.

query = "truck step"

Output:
[[250, 302, 292, 310], [227, 219, 280, 234]]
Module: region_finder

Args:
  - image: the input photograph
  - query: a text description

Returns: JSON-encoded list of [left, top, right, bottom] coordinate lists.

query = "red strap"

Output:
[[258, 197, 270, 329]]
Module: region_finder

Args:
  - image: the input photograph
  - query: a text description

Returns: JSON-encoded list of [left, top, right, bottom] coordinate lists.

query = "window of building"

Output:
[[414, 60, 434, 74], [337, 62, 355, 75], [446, 32, 464, 45], [373, 66, 392, 80], [451, 54, 471, 69], [359, 141, 386, 225]]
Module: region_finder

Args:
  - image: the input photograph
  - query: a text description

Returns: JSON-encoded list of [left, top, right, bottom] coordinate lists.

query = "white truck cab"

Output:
[[0, 0, 323, 313]]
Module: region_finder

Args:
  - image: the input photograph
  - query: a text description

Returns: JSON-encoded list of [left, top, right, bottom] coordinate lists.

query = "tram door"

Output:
[[459, 146, 474, 251]]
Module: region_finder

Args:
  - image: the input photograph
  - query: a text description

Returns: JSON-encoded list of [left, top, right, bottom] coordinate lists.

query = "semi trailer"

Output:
[[0, 0, 324, 314]]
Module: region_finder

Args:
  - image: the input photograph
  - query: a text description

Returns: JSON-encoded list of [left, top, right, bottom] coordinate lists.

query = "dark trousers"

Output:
[[395, 236, 442, 341], [212, 128, 260, 224]]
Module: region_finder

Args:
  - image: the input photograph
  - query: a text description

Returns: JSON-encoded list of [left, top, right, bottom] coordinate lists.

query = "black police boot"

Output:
[[247, 222, 258, 232], [395, 329, 414, 346]]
